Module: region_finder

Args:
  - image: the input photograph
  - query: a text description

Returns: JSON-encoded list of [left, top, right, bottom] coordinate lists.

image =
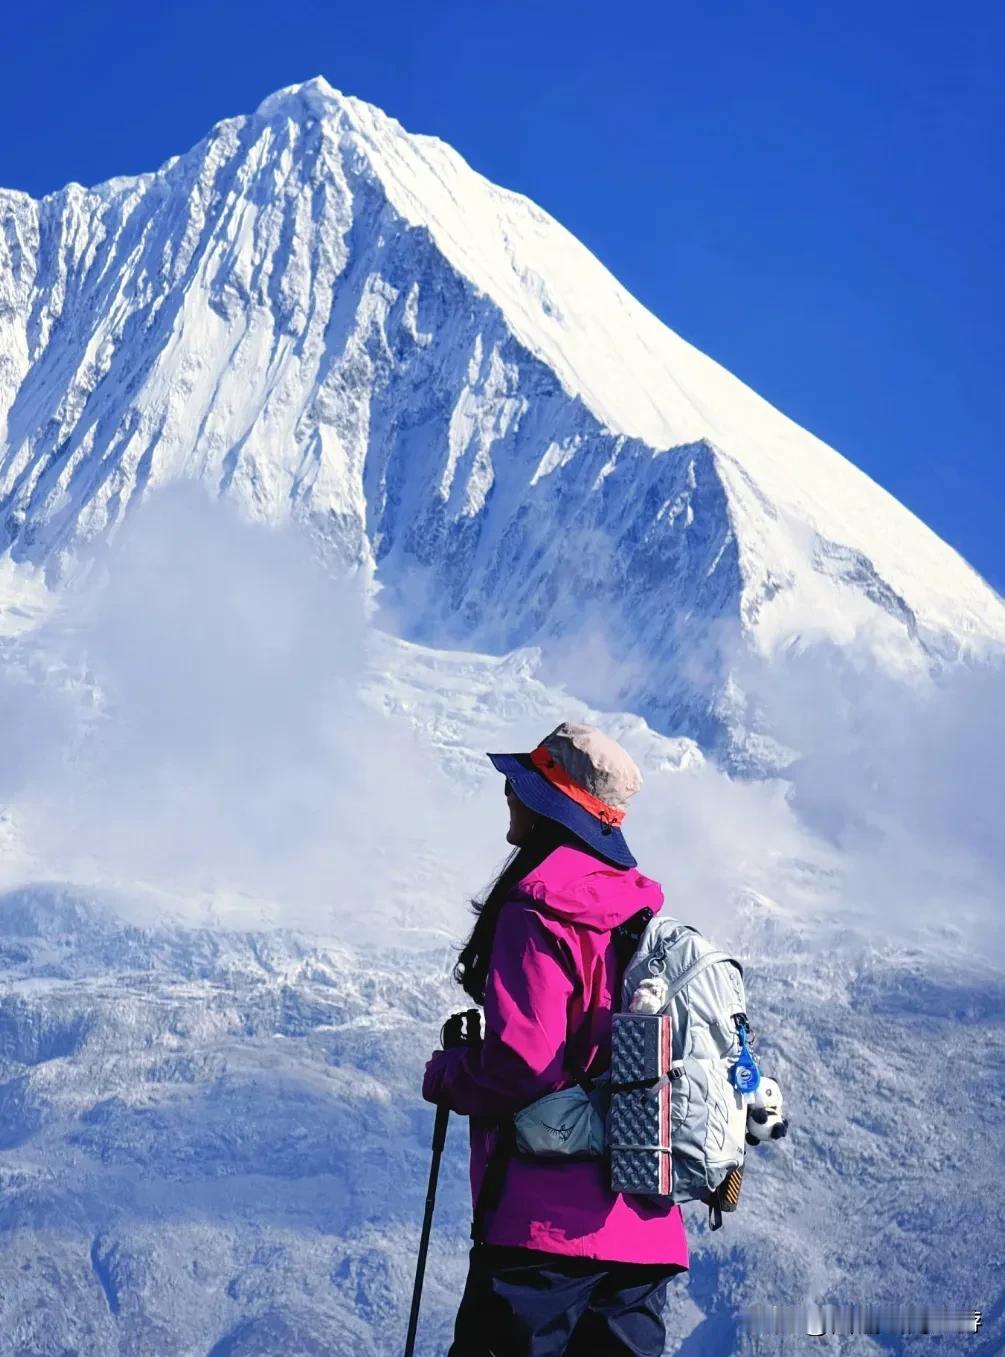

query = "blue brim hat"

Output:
[[488, 723, 641, 869]]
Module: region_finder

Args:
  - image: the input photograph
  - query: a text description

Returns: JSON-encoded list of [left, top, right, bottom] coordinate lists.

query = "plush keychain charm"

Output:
[[745, 1076, 789, 1144], [628, 976, 670, 1015]]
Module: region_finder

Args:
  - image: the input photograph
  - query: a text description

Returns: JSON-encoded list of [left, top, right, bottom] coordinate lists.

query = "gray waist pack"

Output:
[[513, 1081, 608, 1158]]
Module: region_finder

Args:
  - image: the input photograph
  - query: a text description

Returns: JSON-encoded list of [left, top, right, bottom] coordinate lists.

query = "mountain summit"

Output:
[[1, 77, 1002, 751]]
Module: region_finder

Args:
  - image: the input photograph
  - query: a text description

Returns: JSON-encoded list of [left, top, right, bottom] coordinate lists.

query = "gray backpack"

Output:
[[512, 910, 751, 1227], [615, 914, 750, 1211]]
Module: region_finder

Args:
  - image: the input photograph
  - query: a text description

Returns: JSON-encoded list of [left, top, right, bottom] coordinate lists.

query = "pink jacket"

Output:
[[423, 845, 689, 1266]]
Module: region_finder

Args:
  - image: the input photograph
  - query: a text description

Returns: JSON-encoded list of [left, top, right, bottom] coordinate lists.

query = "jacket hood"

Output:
[[514, 845, 664, 932]]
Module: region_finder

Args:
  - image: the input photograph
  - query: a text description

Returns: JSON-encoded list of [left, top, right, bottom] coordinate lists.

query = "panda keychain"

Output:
[[746, 1077, 789, 1144]]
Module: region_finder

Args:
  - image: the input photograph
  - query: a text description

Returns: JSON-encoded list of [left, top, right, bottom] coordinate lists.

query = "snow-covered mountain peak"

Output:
[[254, 74, 352, 124], [201, 86, 1005, 650], [1, 80, 1002, 754], [340, 96, 1002, 636]]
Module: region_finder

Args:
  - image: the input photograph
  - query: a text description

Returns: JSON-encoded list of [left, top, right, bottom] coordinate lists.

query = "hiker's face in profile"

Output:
[[505, 779, 536, 846]]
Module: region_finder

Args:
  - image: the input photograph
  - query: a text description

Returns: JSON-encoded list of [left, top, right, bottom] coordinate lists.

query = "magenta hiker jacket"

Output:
[[423, 845, 689, 1266]]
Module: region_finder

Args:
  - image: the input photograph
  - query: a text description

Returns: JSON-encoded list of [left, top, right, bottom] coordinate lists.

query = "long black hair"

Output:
[[454, 818, 576, 1005]]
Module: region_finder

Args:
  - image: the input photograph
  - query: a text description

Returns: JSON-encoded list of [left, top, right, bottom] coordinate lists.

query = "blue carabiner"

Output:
[[730, 1022, 761, 1095]]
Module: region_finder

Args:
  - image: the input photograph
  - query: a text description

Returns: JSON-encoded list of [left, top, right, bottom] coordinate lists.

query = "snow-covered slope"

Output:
[[0, 884, 1000, 1356], [1, 78, 1002, 754]]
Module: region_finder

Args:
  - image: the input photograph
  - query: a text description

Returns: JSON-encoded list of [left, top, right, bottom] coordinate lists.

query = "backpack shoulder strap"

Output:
[[574, 906, 656, 1086], [660, 949, 742, 1002], [611, 906, 655, 971]]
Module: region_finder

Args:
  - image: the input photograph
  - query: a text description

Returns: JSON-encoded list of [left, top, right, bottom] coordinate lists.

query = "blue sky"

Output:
[[3, 0, 1002, 593]]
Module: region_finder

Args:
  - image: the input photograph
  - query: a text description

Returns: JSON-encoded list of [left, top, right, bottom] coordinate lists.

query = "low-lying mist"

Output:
[[0, 485, 1001, 966]]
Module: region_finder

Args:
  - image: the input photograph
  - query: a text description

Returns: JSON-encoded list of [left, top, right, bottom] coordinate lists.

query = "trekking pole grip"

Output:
[[430, 1101, 450, 1155]]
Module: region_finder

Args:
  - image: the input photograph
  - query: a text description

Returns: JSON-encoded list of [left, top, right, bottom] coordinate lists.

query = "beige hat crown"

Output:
[[532, 722, 643, 818]]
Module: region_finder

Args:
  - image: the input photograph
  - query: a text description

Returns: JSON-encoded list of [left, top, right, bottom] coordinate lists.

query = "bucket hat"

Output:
[[488, 722, 642, 868]]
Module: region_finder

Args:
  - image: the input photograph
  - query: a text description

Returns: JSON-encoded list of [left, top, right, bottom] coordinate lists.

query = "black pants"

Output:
[[448, 1244, 684, 1357]]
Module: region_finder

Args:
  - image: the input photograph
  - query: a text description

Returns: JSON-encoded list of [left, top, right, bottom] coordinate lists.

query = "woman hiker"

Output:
[[423, 722, 688, 1357]]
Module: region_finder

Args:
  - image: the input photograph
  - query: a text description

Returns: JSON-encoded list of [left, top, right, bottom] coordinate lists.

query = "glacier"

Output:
[[0, 75, 1003, 1356]]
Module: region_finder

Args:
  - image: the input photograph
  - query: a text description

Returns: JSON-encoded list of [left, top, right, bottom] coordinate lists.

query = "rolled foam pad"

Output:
[[609, 1012, 672, 1195]]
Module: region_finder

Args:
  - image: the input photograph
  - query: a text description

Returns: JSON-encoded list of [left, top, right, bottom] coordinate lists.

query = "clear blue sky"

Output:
[[4, 0, 1002, 593]]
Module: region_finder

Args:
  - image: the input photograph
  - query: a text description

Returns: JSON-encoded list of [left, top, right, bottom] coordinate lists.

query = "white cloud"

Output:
[[0, 487, 499, 947], [1, 488, 1000, 969]]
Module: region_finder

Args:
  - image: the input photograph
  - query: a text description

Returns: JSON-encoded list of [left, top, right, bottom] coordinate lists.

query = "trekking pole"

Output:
[[404, 1101, 450, 1357], [404, 1009, 480, 1357]]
